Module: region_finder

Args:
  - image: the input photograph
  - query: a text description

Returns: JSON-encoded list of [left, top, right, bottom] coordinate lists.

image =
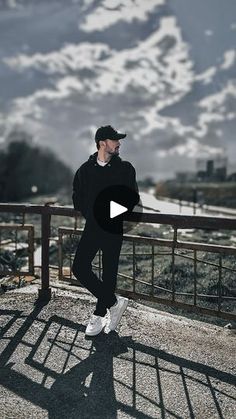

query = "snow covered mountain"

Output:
[[0, 0, 236, 180]]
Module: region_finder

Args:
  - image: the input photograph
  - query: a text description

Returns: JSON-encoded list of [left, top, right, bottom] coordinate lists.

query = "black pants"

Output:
[[72, 221, 123, 317]]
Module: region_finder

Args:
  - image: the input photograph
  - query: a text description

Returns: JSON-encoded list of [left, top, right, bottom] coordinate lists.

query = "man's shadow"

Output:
[[48, 331, 130, 419]]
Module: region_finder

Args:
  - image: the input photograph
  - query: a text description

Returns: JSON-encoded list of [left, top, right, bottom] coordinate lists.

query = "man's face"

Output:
[[103, 139, 121, 155]]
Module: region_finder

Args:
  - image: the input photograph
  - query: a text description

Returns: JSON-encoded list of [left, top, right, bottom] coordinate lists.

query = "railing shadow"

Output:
[[0, 306, 235, 418]]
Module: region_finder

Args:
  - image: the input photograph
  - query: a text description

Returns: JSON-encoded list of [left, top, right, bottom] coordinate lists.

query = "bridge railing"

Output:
[[0, 203, 235, 321]]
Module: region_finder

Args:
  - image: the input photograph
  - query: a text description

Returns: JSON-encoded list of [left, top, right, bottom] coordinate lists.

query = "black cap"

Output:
[[95, 125, 126, 143]]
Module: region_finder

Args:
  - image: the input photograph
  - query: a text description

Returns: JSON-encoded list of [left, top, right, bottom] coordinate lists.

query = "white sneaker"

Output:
[[108, 296, 129, 331], [85, 314, 107, 336]]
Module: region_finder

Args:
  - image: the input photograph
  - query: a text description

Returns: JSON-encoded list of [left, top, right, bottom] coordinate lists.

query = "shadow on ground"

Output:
[[0, 294, 236, 418]]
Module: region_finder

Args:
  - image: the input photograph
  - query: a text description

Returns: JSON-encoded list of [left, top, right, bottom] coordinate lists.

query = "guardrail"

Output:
[[0, 203, 235, 321]]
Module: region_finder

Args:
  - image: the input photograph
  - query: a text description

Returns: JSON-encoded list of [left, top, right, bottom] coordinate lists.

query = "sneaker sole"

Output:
[[109, 298, 129, 331]]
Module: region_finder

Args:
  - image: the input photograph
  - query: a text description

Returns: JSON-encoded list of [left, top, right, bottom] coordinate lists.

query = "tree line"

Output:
[[0, 133, 73, 202]]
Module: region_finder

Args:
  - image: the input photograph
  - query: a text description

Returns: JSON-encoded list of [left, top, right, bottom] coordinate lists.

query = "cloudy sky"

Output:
[[0, 0, 236, 180]]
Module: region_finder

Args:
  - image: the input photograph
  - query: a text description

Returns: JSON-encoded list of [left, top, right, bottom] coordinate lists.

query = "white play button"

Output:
[[110, 201, 128, 219]]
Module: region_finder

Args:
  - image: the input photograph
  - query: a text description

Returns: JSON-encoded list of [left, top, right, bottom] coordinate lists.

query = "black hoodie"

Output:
[[72, 151, 139, 220]]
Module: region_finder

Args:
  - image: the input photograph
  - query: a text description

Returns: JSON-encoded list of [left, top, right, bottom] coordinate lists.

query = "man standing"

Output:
[[72, 125, 139, 336]]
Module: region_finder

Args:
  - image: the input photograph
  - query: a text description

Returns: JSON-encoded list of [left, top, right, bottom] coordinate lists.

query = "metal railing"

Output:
[[0, 203, 236, 321]]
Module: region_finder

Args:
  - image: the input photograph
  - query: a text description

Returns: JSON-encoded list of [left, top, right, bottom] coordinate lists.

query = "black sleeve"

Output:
[[126, 164, 140, 211], [72, 166, 86, 216]]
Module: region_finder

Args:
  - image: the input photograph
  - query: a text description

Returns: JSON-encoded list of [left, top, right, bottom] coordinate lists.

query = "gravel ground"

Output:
[[0, 283, 235, 419]]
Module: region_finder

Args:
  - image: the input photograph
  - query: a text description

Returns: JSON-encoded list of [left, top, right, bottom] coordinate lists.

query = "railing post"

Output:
[[218, 254, 222, 313], [171, 227, 178, 302], [98, 249, 102, 280], [28, 226, 35, 276], [133, 242, 136, 293], [151, 244, 154, 297], [58, 228, 63, 282], [193, 249, 197, 306], [38, 205, 51, 300]]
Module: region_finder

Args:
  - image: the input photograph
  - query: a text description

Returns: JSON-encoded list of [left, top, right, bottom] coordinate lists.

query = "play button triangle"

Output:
[[93, 185, 142, 234], [110, 201, 128, 219]]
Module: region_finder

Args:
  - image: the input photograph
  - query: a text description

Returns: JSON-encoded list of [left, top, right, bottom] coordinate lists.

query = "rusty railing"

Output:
[[0, 203, 235, 321]]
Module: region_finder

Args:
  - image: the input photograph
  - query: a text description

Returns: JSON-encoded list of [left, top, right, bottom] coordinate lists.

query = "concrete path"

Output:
[[0, 283, 235, 418]]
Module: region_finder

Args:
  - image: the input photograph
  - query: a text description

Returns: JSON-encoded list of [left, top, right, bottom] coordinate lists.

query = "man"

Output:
[[72, 125, 139, 336]]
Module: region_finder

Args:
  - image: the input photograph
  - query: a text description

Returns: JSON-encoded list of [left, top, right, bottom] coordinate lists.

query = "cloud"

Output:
[[138, 106, 193, 137], [4, 43, 111, 75], [4, 0, 18, 9], [5, 76, 85, 126], [198, 80, 236, 112], [194, 67, 217, 85], [220, 49, 236, 70], [5, 16, 194, 125], [204, 29, 214, 37], [157, 138, 224, 159], [5, 16, 193, 100], [2, 1, 236, 179], [80, 0, 165, 32]]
